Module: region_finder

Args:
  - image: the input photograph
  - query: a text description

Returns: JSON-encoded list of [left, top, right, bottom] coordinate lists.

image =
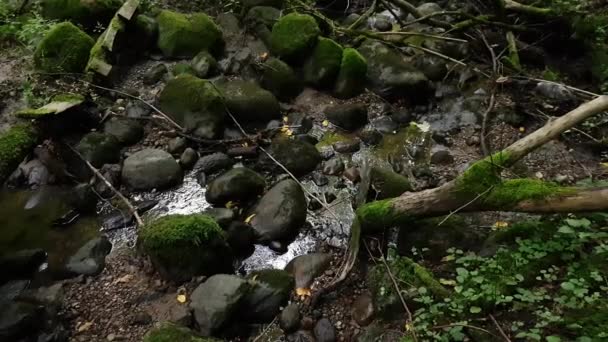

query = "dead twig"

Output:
[[432, 323, 501, 339], [252, 317, 277, 342], [489, 314, 512, 342]]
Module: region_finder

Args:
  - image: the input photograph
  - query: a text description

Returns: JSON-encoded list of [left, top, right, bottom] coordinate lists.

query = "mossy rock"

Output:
[[303, 37, 343, 87], [334, 48, 368, 99], [190, 51, 217, 78], [369, 166, 412, 200], [259, 57, 303, 101], [75, 132, 121, 168], [243, 269, 295, 322], [171, 62, 196, 76], [34, 22, 94, 73], [270, 13, 320, 63], [41, 0, 123, 27], [244, 6, 280, 46], [138, 214, 232, 282], [265, 137, 321, 177], [156, 10, 223, 58], [0, 124, 38, 183], [218, 80, 281, 123], [143, 322, 220, 342], [14, 93, 85, 118], [158, 74, 225, 139]]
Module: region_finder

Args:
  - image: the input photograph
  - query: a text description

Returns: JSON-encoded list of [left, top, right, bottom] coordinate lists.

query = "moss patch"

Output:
[[260, 57, 302, 100], [455, 151, 511, 196], [303, 36, 343, 87], [356, 199, 406, 232], [334, 47, 368, 98], [34, 22, 94, 73], [143, 322, 219, 342], [172, 62, 196, 76], [484, 179, 571, 208], [15, 93, 85, 118], [0, 124, 38, 183], [315, 131, 356, 148], [369, 166, 412, 200], [156, 10, 222, 58], [270, 13, 320, 62]]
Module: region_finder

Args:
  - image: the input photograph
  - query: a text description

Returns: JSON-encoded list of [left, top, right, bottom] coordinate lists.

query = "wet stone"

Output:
[[314, 318, 336, 342], [312, 172, 329, 186], [333, 139, 360, 153], [358, 129, 382, 146], [143, 63, 168, 85], [280, 303, 301, 333], [344, 167, 361, 183], [430, 149, 454, 165], [167, 137, 186, 155], [179, 148, 198, 169], [322, 158, 345, 176]]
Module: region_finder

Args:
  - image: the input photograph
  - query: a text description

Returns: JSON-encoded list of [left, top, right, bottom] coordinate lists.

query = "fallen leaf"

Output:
[[245, 214, 256, 224], [519, 127, 526, 133], [283, 116, 289, 123], [114, 274, 133, 284], [441, 255, 455, 262], [260, 52, 268, 61], [177, 294, 187, 303], [296, 287, 311, 297], [439, 278, 457, 286], [496, 76, 509, 83], [492, 221, 509, 229], [322, 120, 329, 127], [77, 321, 93, 333], [225, 201, 236, 209]]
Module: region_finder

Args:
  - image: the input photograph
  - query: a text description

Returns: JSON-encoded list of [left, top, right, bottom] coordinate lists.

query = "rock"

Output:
[[466, 135, 480, 146], [218, 80, 281, 123], [391, 109, 413, 125], [143, 63, 168, 85], [127, 101, 151, 118], [323, 158, 345, 175], [180, 148, 198, 169], [334, 48, 368, 99], [358, 40, 432, 101], [189, 274, 251, 336], [143, 322, 219, 342], [0, 249, 46, 282], [243, 269, 294, 322], [159, 75, 225, 139], [415, 55, 448, 81], [24, 283, 64, 308], [0, 281, 29, 302], [41, 0, 121, 26], [342, 13, 360, 26], [194, 152, 235, 174], [358, 129, 382, 146], [371, 116, 398, 134], [139, 214, 232, 282], [288, 330, 315, 342], [205, 167, 266, 205], [370, 167, 412, 200], [103, 117, 144, 145], [430, 148, 454, 165], [270, 13, 321, 62], [417, 2, 442, 16], [68, 183, 98, 213], [244, 6, 280, 46], [0, 124, 37, 184], [201, 208, 235, 229], [351, 294, 374, 326], [122, 149, 183, 191], [260, 57, 303, 101], [225, 221, 255, 257], [333, 139, 360, 153], [135, 14, 159, 47], [191, 51, 218, 78], [65, 236, 112, 277], [280, 303, 301, 333], [356, 323, 403, 342], [535, 81, 576, 102], [156, 10, 223, 58], [131, 312, 153, 326], [171, 62, 196, 76], [249, 179, 307, 243], [0, 301, 44, 341], [76, 132, 121, 168], [325, 103, 368, 131], [314, 318, 336, 342], [33, 22, 94, 73], [241, 0, 285, 8], [343, 167, 361, 183], [285, 253, 332, 289], [373, 16, 392, 31], [313, 172, 329, 186], [303, 37, 343, 87], [265, 138, 321, 177], [167, 137, 187, 155]]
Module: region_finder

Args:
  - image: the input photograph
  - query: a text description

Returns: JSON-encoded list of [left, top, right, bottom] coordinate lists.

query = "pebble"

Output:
[[343, 167, 360, 183], [107, 333, 116, 341]]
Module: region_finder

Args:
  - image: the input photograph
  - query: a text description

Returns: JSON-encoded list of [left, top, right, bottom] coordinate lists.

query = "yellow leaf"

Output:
[[283, 116, 289, 123], [519, 127, 525, 133], [177, 294, 187, 303], [600, 162, 608, 169], [226, 201, 236, 209], [245, 214, 256, 224], [322, 120, 329, 127], [243, 142, 249, 147], [285, 129, 293, 136], [493, 221, 509, 229], [439, 278, 457, 286], [251, 274, 258, 282], [441, 255, 455, 262], [405, 322, 413, 331], [296, 287, 311, 297]]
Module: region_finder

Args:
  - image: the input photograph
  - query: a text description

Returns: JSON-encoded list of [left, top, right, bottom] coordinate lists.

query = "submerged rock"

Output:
[[205, 167, 266, 205], [156, 10, 223, 58], [65, 236, 112, 277], [265, 138, 321, 177], [285, 253, 332, 289], [270, 13, 320, 62], [189, 274, 251, 336], [33, 22, 94, 73], [122, 149, 183, 191], [194, 152, 235, 175], [76, 132, 121, 168], [249, 179, 307, 243], [139, 214, 232, 282], [218, 80, 281, 123], [243, 269, 294, 322], [159, 75, 225, 139], [325, 103, 368, 131]]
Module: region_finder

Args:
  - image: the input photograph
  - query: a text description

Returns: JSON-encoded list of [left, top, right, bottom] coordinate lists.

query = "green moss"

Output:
[[315, 131, 356, 148], [270, 13, 320, 62], [172, 62, 196, 76], [303, 37, 343, 87], [484, 179, 571, 208], [455, 151, 511, 196], [375, 124, 430, 163], [143, 322, 219, 342], [356, 199, 408, 232], [156, 10, 222, 58], [334, 47, 368, 98], [41, 0, 122, 27], [139, 214, 230, 281], [260, 57, 302, 100], [33, 22, 94, 73], [0, 124, 38, 183], [15, 93, 85, 118], [369, 166, 412, 200]]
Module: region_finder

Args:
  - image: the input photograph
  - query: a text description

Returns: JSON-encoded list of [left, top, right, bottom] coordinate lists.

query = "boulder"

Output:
[[143, 322, 220, 342], [249, 179, 307, 243], [218, 80, 281, 123], [358, 40, 432, 101], [159, 75, 225, 139], [201, 208, 235, 229], [122, 149, 183, 191], [189, 274, 251, 336], [242, 269, 294, 322], [270, 13, 320, 62], [65, 236, 112, 277], [103, 117, 144, 145], [334, 48, 368, 98], [33, 22, 94, 73], [156, 10, 223, 58], [244, 6, 280, 45], [191, 51, 218, 78], [194, 152, 235, 175], [41, 0, 122, 27], [76, 132, 121, 168], [325, 103, 368, 131], [303, 37, 343, 87], [265, 138, 321, 177], [205, 167, 266, 205], [138, 214, 232, 282], [172, 62, 196, 76], [260, 57, 303, 101], [279, 303, 301, 333], [284, 253, 331, 289], [0, 124, 38, 183], [0, 301, 44, 341]]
